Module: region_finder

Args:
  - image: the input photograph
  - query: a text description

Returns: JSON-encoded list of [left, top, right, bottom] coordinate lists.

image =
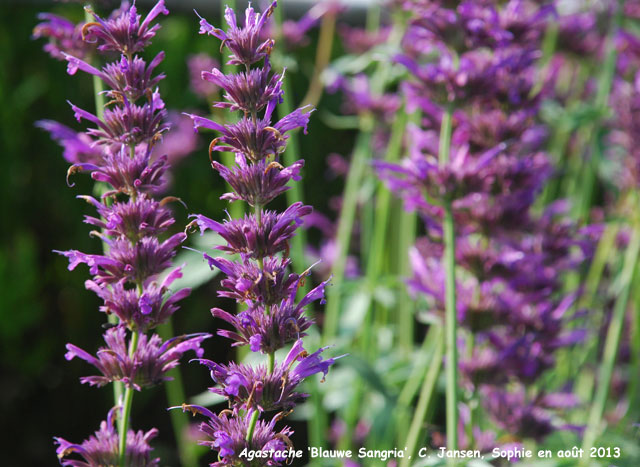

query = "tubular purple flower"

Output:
[[65, 326, 210, 390], [55, 407, 160, 467], [213, 154, 303, 206], [185, 103, 311, 162], [83, 0, 169, 55], [203, 64, 284, 113], [196, 2, 277, 66], [195, 339, 341, 412], [65, 52, 166, 102], [36, 120, 101, 165], [192, 202, 312, 259]]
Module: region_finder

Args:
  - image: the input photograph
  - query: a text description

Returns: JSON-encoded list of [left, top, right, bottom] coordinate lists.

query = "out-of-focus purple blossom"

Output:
[[482, 387, 580, 441], [187, 53, 220, 98], [36, 120, 101, 165], [33, 13, 93, 61], [55, 407, 160, 467], [83, 0, 168, 54], [339, 25, 392, 54], [330, 74, 401, 121], [152, 111, 199, 166], [65, 326, 209, 390], [278, 1, 344, 47]]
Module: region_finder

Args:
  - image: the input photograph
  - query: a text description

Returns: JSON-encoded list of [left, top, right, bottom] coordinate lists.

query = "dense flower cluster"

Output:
[[37, 2, 209, 464], [378, 0, 593, 446], [176, 3, 341, 464]]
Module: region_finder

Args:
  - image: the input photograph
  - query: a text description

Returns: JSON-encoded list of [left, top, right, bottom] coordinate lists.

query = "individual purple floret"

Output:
[[196, 339, 341, 412], [185, 102, 311, 162], [55, 407, 160, 467], [65, 326, 209, 390], [197, 2, 277, 66], [82, 0, 169, 55], [210, 277, 327, 354], [36, 120, 102, 165], [191, 202, 312, 259], [213, 154, 303, 206]]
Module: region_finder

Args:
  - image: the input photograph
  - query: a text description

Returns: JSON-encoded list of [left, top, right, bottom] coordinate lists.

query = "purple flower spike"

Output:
[[185, 1, 337, 461], [65, 326, 210, 390], [83, 1, 169, 55], [55, 407, 160, 467]]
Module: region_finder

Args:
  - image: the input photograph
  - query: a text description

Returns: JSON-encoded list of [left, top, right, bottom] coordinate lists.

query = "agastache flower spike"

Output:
[[381, 0, 593, 444], [183, 2, 338, 462], [39, 2, 209, 464]]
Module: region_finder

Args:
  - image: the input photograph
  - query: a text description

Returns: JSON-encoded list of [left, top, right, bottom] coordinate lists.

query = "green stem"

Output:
[[323, 119, 373, 343], [118, 330, 140, 467], [576, 1, 621, 223], [439, 102, 458, 462], [273, 6, 310, 299], [268, 352, 275, 374], [580, 218, 640, 464], [246, 410, 259, 443], [157, 321, 198, 467], [400, 328, 444, 467]]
